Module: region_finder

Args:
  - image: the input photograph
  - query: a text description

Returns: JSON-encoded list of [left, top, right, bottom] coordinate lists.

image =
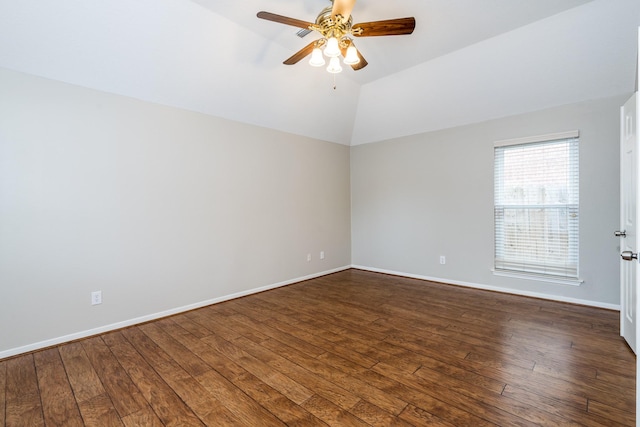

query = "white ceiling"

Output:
[[0, 0, 638, 145], [195, 0, 594, 85]]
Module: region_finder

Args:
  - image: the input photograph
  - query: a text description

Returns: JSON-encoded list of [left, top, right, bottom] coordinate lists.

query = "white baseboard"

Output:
[[0, 265, 351, 360], [351, 265, 621, 311]]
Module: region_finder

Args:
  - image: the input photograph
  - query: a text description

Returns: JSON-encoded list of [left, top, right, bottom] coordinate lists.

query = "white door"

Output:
[[620, 92, 638, 354]]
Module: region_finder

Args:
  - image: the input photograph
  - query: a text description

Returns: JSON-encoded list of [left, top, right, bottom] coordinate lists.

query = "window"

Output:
[[494, 131, 579, 281]]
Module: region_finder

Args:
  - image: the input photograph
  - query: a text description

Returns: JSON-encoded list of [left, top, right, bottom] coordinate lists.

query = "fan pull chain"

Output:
[[333, 73, 337, 90]]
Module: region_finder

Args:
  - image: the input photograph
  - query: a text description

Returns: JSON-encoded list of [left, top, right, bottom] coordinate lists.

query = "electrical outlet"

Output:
[[320, 251, 325, 260], [440, 256, 446, 265], [91, 291, 102, 305], [307, 253, 312, 262]]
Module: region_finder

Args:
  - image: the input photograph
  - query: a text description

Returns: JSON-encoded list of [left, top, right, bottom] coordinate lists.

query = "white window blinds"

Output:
[[494, 131, 579, 279]]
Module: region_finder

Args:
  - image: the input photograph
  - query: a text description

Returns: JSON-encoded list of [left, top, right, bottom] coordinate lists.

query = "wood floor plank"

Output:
[[33, 348, 84, 426], [239, 318, 406, 414], [413, 363, 582, 426], [501, 384, 617, 427], [171, 314, 214, 339], [261, 317, 349, 358], [596, 367, 636, 389], [147, 359, 244, 426], [227, 311, 328, 358], [102, 331, 205, 426], [200, 332, 314, 405], [160, 319, 322, 426], [77, 393, 124, 426], [121, 406, 165, 427], [527, 364, 635, 414], [0, 358, 6, 426], [380, 310, 544, 372], [263, 316, 379, 369], [177, 312, 362, 413], [480, 359, 591, 412], [257, 337, 363, 411], [232, 369, 328, 426], [138, 322, 211, 377], [239, 335, 363, 408], [196, 368, 287, 426], [257, 291, 388, 343], [0, 269, 634, 426], [301, 394, 370, 427], [414, 354, 506, 394], [121, 327, 244, 426], [588, 398, 635, 426], [256, 331, 409, 416], [533, 357, 636, 409], [59, 342, 108, 403], [398, 404, 460, 427], [388, 381, 497, 427], [120, 326, 174, 367], [380, 336, 591, 413], [372, 361, 524, 426], [81, 336, 147, 418], [4, 355, 44, 427], [349, 399, 415, 427], [32, 348, 60, 367], [541, 335, 632, 369]]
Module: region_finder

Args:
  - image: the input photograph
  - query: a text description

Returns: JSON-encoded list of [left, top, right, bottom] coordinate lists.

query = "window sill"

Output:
[[492, 269, 583, 286]]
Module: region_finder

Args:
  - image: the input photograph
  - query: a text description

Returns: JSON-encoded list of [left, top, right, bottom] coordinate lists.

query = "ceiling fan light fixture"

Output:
[[309, 47, 326, 67], [326, 56, 343, 74], [257, 4, 416, 75], [324, 37, 341, 58], [343, 45, 360, 65]]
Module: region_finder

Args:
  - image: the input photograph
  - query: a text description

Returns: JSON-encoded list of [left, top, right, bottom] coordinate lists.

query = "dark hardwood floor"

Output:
[[0, 269, 635, 426]]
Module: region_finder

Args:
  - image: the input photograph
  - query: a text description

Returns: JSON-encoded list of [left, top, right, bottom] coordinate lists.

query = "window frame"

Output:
[[493, 130, 581, 285]]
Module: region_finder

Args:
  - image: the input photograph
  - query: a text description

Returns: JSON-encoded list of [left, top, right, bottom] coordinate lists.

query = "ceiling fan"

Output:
[[257, 0, 416, 74]]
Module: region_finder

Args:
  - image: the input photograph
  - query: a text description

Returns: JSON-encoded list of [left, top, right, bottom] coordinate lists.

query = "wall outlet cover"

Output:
[[91, 291, 102, 305]]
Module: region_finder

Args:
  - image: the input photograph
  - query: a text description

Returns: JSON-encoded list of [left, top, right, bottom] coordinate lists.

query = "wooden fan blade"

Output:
[[283, 41, 317, 65], [257, 11, 314, 30], [339, 40, 368, 71], [353, 17, 416, 37], [332, 0, 356, 19]]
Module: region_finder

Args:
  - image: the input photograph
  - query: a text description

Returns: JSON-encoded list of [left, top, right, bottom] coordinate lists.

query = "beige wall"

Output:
[[0, 69, 351, 357], [0, 66, 628, 357], [351, 95, 625, 307]]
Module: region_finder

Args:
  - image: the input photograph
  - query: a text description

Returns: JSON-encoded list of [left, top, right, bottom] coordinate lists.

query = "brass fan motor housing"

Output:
[[311, 5, 361, 42]]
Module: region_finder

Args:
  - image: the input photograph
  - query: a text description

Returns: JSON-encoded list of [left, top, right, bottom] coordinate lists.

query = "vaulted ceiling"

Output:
[[0, 0, 638, 145]]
